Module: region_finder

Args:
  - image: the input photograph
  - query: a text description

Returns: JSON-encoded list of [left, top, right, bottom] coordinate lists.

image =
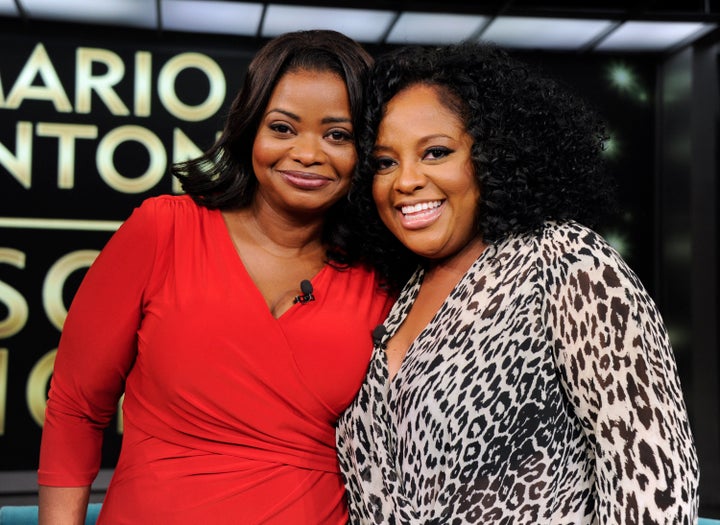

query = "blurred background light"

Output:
[[386, 12, 488, 44], [19, 0, 157, 28], [260, 4, 395, 42], [1, 1, 717, 52], [0, 0, 18, 16], [596, 21, 715, 51], [162, 0, 264, 36], [480, 17, 615, 50], [606, 62, 649, 103]]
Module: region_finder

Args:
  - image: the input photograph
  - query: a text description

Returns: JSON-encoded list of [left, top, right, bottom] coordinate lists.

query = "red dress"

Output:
[[38, 195, 393, 524]]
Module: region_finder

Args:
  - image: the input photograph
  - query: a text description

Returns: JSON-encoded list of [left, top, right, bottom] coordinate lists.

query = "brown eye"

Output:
[[269, 123, 293, 134], [373, 156, 396, 172], [424, 147, 452, 160], [327, 129, 353, 142]]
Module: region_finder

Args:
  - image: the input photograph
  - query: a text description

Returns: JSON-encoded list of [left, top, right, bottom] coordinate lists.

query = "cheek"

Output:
[[371, 177, 389, 210], [459, 165, 481, 210], [251, 136, 271, 170], [458, 178, 481, 236], [337, 151, 357, 180], [372, 178, 395, 227]]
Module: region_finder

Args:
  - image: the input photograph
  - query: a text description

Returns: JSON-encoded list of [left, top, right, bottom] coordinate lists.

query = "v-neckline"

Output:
[[214, 208, 329, 321], [383, 245, 493, 388]]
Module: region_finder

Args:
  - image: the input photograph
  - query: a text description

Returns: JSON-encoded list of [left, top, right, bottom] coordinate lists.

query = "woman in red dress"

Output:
[[38, 30, 392, 524]]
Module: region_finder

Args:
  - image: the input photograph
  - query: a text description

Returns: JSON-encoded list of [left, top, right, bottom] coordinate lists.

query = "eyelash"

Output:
[[269, 123, 292, 134], [327, 129, 354, 142], [424, 146, 453, 160], [267, 123, 353, 143], [373, 146, 454, 173], [373, 157, 395, 172]]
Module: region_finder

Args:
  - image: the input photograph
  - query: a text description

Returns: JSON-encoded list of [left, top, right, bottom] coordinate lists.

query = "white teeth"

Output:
[[401, 201, 442, 215]]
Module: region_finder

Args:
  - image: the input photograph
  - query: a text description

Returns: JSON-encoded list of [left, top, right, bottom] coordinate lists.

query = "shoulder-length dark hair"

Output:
[[173, 30, 373, 264], [351, 43, 614, 290]]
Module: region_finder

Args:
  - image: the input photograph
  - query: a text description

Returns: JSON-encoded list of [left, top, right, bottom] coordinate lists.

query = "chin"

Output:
[[400, 235, 448, 260], [408, 246, 446, 260]]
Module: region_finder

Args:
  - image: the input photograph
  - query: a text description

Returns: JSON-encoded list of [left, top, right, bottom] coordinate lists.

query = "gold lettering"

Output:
[[97, 125, 166, 193], [36, 123, 98, 189], [158, 53, 225, 122], [75, 47, 130, 116], [117, 394, 124, 434], [6, 43, 72, 112], [0, 121, 33, 189], [43, 250, 98, 331], [0, 248, 29, 339], [134, 51, 152, 117], [0, 349, 7, 435], [26, 349, 55, 427]]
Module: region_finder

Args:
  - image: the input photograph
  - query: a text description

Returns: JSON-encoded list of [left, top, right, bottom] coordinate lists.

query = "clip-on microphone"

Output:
[[293, 280, 315, 304]]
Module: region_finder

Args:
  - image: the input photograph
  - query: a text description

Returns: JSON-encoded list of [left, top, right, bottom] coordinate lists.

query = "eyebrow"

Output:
[[322, 116, 353, 124], [265, 108, 351, 124]]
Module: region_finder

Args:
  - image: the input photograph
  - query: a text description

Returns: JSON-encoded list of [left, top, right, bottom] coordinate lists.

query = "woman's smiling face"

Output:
[[252, 68, 356, 217], [371, 83, 480, 260]]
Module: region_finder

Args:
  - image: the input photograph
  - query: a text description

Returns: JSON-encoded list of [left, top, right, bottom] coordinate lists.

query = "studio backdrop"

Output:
[[0, 30, 658, 480]]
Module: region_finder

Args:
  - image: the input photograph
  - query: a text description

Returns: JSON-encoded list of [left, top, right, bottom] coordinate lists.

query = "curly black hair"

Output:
[[172, 30, 373, 266], [350, 42, 615, 290]]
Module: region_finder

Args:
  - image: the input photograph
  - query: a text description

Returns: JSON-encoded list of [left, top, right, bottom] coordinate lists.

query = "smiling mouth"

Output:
[[397, 200, 444, 229], [400, 200, 443, 216], [281, 170, 332, 189]]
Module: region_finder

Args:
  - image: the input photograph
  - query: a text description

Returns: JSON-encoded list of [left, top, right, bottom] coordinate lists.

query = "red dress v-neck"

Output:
[[39, 195, 393, 524]]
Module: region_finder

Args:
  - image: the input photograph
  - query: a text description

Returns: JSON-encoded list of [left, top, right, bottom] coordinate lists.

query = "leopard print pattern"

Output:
[[336, 221, 699, 524]]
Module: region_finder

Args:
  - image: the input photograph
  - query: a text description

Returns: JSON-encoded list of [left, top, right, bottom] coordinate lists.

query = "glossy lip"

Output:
[[396, 199, 445, 230], [279, 170, 334, 190]]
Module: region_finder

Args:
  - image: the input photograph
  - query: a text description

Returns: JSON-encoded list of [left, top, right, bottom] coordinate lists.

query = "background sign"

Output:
[[0, 34, 249, 470]]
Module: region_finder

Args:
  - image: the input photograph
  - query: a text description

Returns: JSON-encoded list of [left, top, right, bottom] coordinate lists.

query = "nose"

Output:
[[291, 133, 324, 166], [393, 162, 426, 194]]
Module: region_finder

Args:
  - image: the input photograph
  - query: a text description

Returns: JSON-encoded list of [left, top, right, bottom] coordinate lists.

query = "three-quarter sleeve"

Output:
[[38, 200, 159, 486], [546, 226, 699, 524]]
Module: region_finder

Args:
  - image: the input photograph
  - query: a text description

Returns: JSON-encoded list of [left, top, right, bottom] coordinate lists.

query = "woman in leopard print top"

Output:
[[338, 43, 698, 524]]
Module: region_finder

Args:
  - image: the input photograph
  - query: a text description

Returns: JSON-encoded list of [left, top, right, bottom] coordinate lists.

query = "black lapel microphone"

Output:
[[293, 280, 315, 304], [372, 324, 387, 349]]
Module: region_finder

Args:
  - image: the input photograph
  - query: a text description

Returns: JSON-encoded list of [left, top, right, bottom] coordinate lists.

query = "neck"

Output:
[[234, 200, 326, 257], [425, 236, 487, 280]]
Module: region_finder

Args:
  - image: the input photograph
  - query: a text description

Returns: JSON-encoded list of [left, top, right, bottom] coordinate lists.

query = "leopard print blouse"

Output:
[[336, 221, 698, 524]]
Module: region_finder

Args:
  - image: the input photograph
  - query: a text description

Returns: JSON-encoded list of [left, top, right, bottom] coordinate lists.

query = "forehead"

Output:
[[380, 84, 465, 130], [274, 68, 345, 90], [267, 69, 350, 108]]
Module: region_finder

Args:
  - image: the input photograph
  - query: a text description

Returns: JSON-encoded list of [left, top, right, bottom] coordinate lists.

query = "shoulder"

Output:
[[538, 221, 610, 253], [536, 221, 624, 272], [115, 195, 213, 252], [536, 221, 649, 304], [132, 194, 201, 219], [475, 223, 592, 283], [124, 194, 213, 232]]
